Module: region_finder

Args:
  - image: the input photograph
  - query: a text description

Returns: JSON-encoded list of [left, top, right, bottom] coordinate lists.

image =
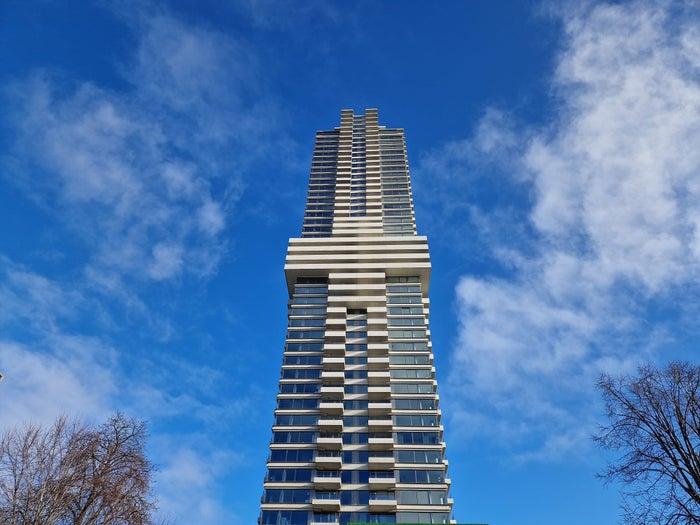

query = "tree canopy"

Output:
[[595, 362, 700, 525], [0, 413, 163, 525]]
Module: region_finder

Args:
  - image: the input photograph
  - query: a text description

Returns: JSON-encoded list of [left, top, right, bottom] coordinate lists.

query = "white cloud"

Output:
[[154, 444, 244, 525], [0, 338, 116, 431], [2, 6, 267, 291], [424, 0, 700, 459]]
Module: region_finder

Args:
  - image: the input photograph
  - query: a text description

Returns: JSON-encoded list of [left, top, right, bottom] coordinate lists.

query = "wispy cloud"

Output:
[[420, 0, 700, 460], [0, 7, 275, 524]]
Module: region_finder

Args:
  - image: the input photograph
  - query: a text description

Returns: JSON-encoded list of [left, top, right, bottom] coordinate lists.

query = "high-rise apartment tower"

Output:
[[259, 109, 454, 525]]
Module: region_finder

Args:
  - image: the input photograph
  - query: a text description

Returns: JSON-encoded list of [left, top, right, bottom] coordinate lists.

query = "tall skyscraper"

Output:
[[259, 109, 454, 525]]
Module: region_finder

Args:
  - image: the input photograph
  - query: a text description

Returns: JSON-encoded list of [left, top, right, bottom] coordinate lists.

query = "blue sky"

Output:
[[1, 0, 699, 523]]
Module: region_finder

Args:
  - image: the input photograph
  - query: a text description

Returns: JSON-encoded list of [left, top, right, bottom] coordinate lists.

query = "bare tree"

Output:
[[595, 362, 700, 525], [0, 413, 163, 525]]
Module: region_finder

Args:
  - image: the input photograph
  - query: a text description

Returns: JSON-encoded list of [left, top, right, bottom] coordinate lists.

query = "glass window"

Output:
[[340, 490, 369, 505], [341, 470, 370, 483], [343, 399, 368, 410], [292, 296, 327, 305], [396, 450, 443, 464], [272, 431, 316, 444], [387, 296, 421, 304], [290, 307, 327, 316], [283, 355, 323, 366], [275, 414, 318, 426], [388, 307, 423, 315], [391, 383, 434, 394], [260, 511, 309, 525], [395, 432, 440, 445], [388, 330, 426, 339], [343, 416, 369, 426], [285, 343, 323, 352], [344, 384, 368, 394], [393, 398, 435, 410], [389, 342, 428, 351], [287, 330, 325, 339], [394, 415, 438, 427], [269, 449, 315, 462], [391, 369, 432, 379], [279, 383, 320, 394], [266, 468, 313, 482], [290, 318, 326, 327], [282, 368, 321, 379], [263, 489, 311, 503], [390, 355, 430, 366], [342, 432, 369, 444], [388, 317, 424, 327], [397, 469, 445, 484], [278, 398, 319, 409]]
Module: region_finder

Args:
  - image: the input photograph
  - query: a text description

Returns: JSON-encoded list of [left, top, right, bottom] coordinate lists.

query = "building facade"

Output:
[[259, 109, 454, 525]]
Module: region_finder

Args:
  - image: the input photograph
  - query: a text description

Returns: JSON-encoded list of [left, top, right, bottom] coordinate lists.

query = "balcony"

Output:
[[368, 454, 395, 470], [317, 434, 342, 450], [321, 370, 344, 384], [367, 370, 390, 385], [368, 474, 396, 490], [319, 401, 343, 415], [367, 343, 388, 357], [367, 356, 390, 370], [320, 386, 343, 400], [322, 357, 344, 371], [367, 385, 391, 400], [318, 417, 342, 432], [369, 496, 397, 512], [312, 495, 341, 511], [313, 472, 341, 490], [316, 453, 342, 470], [368, 434, 393, 450], [368, 401, 391, 415], [324, 329, 345, 342], [323, 343, 345, 356], [368, 416, 392, 432]]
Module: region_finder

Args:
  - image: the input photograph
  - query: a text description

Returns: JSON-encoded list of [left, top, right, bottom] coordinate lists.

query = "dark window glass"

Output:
[[395, 432, 440, 445], [266, 468, 313, 482], [270, 449, 315, 462], [272, 431, 316, 444], [260, 511, 310, 525], [279, 383, 320, 394], [263, 489, 312, 503]]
